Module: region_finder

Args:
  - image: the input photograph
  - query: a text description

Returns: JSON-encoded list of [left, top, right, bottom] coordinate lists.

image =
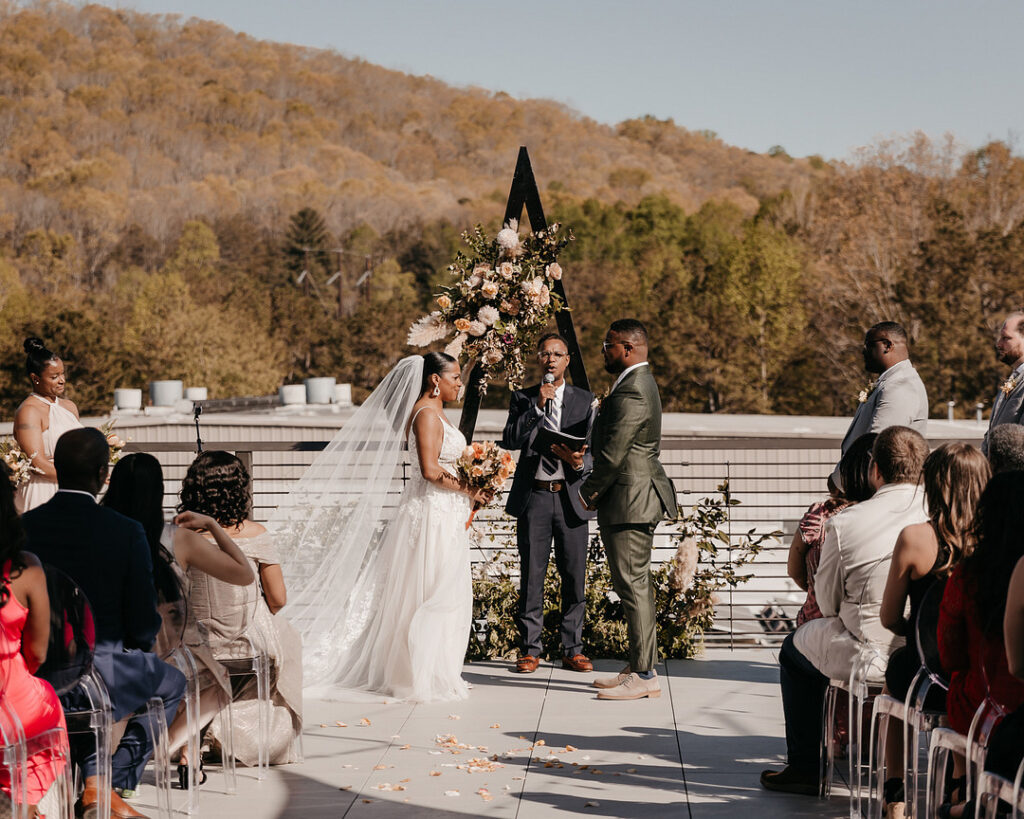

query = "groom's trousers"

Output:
[[600, 519, 658, 674]]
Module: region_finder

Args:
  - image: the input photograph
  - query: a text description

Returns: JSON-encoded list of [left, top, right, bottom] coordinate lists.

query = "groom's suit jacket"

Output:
[[831, 359, 929, 487], [981, 362, 1024, 455], [580, 365, 676, 525], [502, 383, 596, 522]]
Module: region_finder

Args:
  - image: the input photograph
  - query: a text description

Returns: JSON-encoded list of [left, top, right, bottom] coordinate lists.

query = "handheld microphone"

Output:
[[542, 372, 555, 416]]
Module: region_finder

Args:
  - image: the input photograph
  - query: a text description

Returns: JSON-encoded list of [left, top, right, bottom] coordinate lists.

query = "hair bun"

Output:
[[23, 337, 46, 354]]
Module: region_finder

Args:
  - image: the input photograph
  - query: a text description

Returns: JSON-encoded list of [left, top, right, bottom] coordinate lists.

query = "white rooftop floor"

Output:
[[136, 649, 849, 818]]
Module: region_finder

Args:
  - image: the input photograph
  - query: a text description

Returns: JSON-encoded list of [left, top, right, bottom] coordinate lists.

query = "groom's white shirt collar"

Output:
[[610, 361, 649, 395]]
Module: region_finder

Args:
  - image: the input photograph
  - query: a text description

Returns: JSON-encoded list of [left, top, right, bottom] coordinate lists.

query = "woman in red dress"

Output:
[[0, 464, 68, 813], [938, 470, 1024, 817]]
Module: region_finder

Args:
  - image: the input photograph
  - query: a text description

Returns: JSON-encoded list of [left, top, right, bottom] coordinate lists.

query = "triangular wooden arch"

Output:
[[459, 146, 590, 441]]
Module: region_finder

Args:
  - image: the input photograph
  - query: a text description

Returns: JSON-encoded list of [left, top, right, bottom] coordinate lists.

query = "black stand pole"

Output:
[[193, 403, 203, 454]]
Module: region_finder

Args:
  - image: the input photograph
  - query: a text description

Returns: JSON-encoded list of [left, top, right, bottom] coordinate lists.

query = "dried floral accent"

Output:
[[99, 418, 129, 465], [1001, 373, 1021, 396], [408, 219, 573, 394], [0, 438, 42, 488], [857, 379, 877, 404]]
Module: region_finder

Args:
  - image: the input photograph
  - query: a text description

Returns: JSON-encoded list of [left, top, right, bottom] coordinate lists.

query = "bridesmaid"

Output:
[[13, 337, 82, 513]]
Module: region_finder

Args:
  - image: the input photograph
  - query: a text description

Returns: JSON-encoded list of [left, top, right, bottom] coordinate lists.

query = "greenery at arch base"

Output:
[[466, 482, 778, 661]]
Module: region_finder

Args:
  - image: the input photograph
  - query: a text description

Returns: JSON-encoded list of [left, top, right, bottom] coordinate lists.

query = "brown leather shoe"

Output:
[[515, 655, 539, 673], [561, 654, 594, 672], [78, 779, 151, 819]]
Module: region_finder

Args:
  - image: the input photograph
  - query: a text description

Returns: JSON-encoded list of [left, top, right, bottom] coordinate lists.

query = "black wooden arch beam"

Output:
[[459, 146, 590, 441]]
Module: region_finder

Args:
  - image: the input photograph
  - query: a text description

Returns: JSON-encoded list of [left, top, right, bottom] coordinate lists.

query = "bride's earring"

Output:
[[431, 384, 440, 398]]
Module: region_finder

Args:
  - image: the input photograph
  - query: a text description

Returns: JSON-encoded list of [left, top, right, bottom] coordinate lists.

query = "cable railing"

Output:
[[128, 437, 841, 648]]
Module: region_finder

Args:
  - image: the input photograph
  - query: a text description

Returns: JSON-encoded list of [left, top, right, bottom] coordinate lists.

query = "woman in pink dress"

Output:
[[0, 463, 69, 813], [13, 337, 82, 514]]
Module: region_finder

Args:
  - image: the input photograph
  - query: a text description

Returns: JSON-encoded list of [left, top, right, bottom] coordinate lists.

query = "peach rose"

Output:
[[454, 318, 472, 333], [481, 280, 500, 299], [437, 294, 452, 310], [545, 263, 562, 280]]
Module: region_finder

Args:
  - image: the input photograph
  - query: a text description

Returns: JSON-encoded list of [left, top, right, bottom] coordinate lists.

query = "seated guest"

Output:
[[21, 428, 186, 819], [761, 426, 929, 795], [877, 442, 990, 817], [937, 472, 1024, 818], [788, 433, 877, 627], [986, 423, 1024, 474], [982, 553, 1024, 785], [174, 451, 302, 766], [101, 453, 254, 783], [0, 465, 68, 814]]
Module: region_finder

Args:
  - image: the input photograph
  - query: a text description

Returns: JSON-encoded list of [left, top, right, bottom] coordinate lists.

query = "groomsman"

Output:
[[830, 321, 928, 489], [981, 311, 1024, 456], [501, 334, 596, 674], [579, 319, 676, 701]]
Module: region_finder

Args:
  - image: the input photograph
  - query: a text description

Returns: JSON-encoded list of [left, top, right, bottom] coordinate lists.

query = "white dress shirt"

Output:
[[609, 361, 649, 395], [534, 380, 566, 480]]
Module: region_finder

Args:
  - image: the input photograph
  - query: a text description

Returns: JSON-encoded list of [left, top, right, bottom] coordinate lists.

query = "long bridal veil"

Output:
[[269, 355, 424, 689]]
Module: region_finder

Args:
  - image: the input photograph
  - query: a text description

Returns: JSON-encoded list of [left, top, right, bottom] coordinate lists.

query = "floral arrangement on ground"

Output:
[[466, 483, 779, 661], [407, 218, 572, 394]]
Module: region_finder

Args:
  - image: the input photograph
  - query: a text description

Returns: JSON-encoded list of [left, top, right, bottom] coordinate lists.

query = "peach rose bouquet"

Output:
[[456, 441, 514, 529], [407, 218, 572, 394]]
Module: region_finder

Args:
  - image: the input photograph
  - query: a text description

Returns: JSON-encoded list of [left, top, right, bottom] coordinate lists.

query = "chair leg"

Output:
[[821, 684, 838, 799], [144, 698, 171, 819], [82, 672, 113, 819], [255, 653, 270, 781], [220, 700, 237, 795], [170, 647, 201, 815]]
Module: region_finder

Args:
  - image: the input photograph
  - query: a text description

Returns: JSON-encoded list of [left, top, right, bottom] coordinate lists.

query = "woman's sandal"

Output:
[[176, 759, 208, 789]]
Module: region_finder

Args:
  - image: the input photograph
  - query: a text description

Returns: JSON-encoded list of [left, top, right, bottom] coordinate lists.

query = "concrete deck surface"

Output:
[[133, 648, 849, 818]]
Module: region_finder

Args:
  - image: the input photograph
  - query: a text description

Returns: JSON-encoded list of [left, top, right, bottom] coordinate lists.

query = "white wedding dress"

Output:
[[270, 356, 474, 703], [332, 407, 473, 702]]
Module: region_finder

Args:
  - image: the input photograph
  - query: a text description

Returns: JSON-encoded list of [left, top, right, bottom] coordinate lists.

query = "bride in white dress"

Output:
[[271, 353, 493, 702]]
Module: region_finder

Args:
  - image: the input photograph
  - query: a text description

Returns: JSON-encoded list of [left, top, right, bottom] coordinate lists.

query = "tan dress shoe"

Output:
[[515, 655, 539, 673], [596, 672, 661, 700], [561, 654, 594, 672], [78, 782, 151, 819], [592, 666, 632, 689]]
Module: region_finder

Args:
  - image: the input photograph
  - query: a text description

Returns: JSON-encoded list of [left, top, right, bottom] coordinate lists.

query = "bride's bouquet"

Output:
[[456, 441, 514, 529], [0, 437, 41, 488]]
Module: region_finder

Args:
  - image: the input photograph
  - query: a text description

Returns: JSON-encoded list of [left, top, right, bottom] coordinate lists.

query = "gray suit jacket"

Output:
[[981, 365, 1024, 456], [832, 359, 929, 487]]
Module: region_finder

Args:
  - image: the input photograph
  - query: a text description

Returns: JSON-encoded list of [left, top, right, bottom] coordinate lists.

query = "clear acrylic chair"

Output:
[[868, 579, 949, 819], [154, 570, 201, 815], [35, 566, 112, 819], [821, 643, 885, 818], [976, 754, 1024, 819], [26, 726, 74, 819], [0, 689, 29, 819], [925, 698, 1003, 818]]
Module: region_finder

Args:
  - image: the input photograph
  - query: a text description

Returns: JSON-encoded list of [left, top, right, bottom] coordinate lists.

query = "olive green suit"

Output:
[[580, 364, 676, 673]]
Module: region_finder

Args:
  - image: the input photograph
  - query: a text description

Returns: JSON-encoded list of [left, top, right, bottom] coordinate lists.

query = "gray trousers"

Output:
[[515, 487, 588, 657], [600, 520, 658, 673]]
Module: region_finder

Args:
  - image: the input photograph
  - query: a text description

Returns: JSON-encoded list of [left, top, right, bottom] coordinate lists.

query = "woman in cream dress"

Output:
[[13, 337, 81, 513]]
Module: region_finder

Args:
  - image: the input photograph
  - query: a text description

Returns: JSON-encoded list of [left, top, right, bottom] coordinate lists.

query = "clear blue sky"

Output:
[[118, 0, 1023, 160]]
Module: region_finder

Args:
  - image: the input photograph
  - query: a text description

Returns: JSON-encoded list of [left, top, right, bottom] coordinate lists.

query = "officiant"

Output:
[[501, 333, 596, 674]]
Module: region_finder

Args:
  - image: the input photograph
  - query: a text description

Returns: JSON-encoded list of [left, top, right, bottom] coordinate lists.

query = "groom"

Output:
[[580, 319, 676, 700]]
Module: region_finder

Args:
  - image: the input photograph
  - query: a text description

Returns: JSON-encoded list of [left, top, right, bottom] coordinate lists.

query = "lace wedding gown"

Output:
[[326, 408, 474, 702]]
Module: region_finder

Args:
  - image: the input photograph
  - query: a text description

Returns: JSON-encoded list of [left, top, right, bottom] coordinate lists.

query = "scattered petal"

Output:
[[319, 723, 327, 728], [565, 744, 577, 752], [585, 801, 600, 808], [339, 785, 352, 791], [534, 739, 546, 747], [448, 714, 461, 720], [444, 790, 460, 797], [335, 721, 347, 727], [359, 718, 372, 726], [399, 744, 410, 750], [429, 771, 441, 777], [489, 723, 501, 729]]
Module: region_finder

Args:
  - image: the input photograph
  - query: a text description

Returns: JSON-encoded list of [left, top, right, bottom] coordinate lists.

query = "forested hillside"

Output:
[[2, 2, 1024, 418]]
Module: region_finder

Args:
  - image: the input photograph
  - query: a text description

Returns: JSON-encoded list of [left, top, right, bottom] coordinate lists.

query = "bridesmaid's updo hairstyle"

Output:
[[177, 450, 251, 528], [24, 337, 58, 377], [421, 352, 457, 394]]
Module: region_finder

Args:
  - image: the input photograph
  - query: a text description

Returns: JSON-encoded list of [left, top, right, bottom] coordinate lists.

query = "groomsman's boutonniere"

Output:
[[1001, 373, 1021, 396], [857, 380, 877, 404], [592, 387, 610, 413]]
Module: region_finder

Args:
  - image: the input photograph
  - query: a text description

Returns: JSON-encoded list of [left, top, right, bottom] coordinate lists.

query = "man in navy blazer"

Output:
[[22, 428, 185, 819], [502, 333, 596, 674]]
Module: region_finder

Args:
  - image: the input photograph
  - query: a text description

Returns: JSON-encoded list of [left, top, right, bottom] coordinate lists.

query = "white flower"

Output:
[[473, 264, 492, 278], [467, 320, 487, 337], [482, 348, 503, 365], [477, 305, 499, 326], [496, 221, 522, 257], [857, 380, 876, 404], [497, 261, 515, 280], [545, 263, 562, 280], [445, 332, 468, 359], [520, 277, 543, 298], [481, 280, 499, 299], [1001, 374, 1021, 396], [466, 274, 482, 288], [407, 312, 450, 347]]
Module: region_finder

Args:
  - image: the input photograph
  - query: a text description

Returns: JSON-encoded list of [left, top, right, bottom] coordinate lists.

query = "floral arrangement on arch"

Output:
[[407, 218, 572, 394]]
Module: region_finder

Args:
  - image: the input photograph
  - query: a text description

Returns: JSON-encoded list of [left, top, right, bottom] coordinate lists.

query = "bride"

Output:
[[272, 353, 493, 702]]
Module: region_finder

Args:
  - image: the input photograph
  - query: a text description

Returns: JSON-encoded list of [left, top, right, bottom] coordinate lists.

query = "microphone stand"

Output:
[[193, 403, 203, 453]]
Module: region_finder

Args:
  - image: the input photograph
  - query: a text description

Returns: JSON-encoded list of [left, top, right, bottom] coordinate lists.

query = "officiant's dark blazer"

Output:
[[501, 383, 596, 522]]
